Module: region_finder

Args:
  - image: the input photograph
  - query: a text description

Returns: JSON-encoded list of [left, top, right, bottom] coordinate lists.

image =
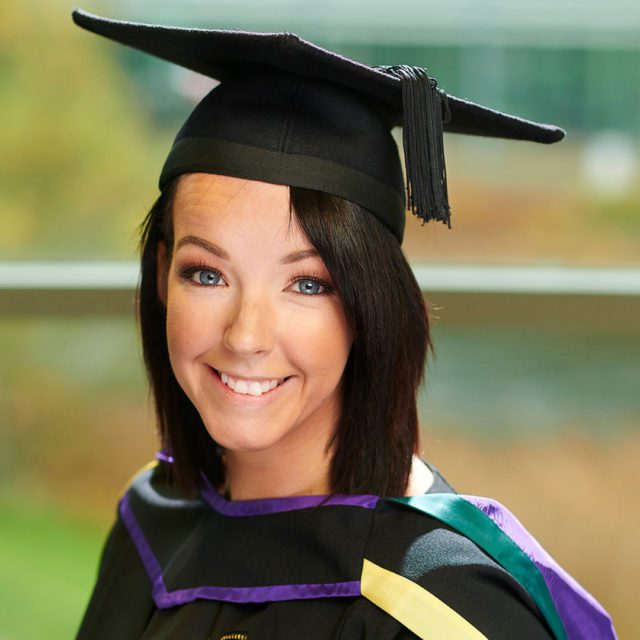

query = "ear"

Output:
[[156, 240, 169, 307]]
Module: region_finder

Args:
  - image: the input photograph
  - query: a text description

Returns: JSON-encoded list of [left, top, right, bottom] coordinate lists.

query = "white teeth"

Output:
[[234, 380, 249, 394], [218, 371, 282, 397], [248, 381, 263, 396]]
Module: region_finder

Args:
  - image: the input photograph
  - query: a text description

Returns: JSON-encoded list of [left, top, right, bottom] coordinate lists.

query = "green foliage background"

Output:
[[0, 498, 105, 640], [0, 0, 168, 260], [0, 3, 162, 636]]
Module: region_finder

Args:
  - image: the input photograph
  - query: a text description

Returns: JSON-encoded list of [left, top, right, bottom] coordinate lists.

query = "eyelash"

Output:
[[178, 263, 225, 287], [177, 263, 333, 295], [287, 273, 333, 296]]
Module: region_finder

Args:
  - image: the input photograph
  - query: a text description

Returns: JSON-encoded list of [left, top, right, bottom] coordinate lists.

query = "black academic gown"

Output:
[[76, 462, 555, 640]]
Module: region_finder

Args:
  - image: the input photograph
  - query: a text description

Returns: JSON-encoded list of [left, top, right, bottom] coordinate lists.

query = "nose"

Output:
[[222, 289, 275, 357]]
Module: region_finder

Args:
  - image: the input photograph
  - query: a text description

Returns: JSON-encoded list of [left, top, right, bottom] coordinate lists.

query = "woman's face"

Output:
[[159, 173, 352, 458]]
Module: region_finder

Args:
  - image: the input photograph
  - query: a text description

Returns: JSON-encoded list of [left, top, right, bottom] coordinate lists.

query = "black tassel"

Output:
[[377, 65, 451, 228]]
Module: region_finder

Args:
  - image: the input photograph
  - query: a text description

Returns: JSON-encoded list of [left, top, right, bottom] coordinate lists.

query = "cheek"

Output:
[[289, 308, 352, 378], [165, 290, 219, 367]]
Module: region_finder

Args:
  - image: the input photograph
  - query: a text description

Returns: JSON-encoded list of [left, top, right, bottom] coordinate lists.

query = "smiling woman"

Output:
[[72, 8, 616, 640], [159, 175, 352, 498], [141, 172, 428, 499]]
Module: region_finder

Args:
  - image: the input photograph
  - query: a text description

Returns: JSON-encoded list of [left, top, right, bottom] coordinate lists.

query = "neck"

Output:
[[224, 440, 332, 501], [405, 455, 434, 496], [223, 454, 434, 500]]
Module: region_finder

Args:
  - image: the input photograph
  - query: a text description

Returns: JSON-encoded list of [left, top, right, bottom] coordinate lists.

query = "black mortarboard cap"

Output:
[[72, 9, 565, 242]]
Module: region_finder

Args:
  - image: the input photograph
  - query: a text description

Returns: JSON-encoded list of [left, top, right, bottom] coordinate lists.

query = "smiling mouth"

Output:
[[214, 369, 288, 397]]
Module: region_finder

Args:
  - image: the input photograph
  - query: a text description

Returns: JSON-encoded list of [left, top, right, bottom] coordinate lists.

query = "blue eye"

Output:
[[194, 269, 223, 286], [295, 278, 324, 295]]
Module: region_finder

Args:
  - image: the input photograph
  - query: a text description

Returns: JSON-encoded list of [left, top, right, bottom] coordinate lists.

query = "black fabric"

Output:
[[75, 513, 154, 639], [160, 136, 405, 240], [71, 10, 564, 143], [71, 9, 565, 241], [366, 499, 555, 640], [76, 464, 554, 640], [423, 461, 454, 494], [128, 488, 372, 590], [159, 69, 407, 239]]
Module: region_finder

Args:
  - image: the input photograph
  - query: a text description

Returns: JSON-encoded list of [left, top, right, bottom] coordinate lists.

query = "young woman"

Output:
[[72, 9, 617, 640]]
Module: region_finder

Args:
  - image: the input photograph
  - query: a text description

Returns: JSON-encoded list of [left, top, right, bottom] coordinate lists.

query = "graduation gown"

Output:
[[76, 460, 616, 640]]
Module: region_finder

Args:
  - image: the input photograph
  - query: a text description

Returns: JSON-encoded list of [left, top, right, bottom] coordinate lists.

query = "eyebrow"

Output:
[[280, 248, 320, 265], [175, 235, 229, 260], [174, 235, 319, 265]]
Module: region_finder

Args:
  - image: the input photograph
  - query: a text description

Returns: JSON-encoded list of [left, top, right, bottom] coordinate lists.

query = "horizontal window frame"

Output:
[[1, 262, 638, 329]]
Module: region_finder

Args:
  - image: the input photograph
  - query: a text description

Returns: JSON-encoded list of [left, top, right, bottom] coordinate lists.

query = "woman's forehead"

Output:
[[175, 173, 288, 211], [172, 173, 311, 251]]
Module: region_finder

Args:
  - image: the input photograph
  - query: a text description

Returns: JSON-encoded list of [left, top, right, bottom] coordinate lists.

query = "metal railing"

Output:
[[2, 262, 638, 329]]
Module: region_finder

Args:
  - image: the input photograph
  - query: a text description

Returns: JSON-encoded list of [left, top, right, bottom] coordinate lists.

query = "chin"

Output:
[[203, 421, 285, 454]]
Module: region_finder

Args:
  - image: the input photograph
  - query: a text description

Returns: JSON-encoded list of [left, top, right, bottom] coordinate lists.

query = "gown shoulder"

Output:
[[77, 461, 616, 640]]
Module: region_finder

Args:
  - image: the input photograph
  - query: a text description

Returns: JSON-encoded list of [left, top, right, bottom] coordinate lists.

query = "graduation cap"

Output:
[[72, 9, 565, 242]]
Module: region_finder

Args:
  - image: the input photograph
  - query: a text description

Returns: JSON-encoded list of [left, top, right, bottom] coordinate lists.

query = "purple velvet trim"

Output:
[[200, 476, 379, 516], [119, 492, 362, 609], [153, 580, 361, 608], [155, 449, 175, 464], [119, 492, 165, 588], [462, 496, 618, 640]]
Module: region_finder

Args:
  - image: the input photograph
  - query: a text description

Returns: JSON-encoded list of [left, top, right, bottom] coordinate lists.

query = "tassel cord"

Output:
[[377, 64, 451, 227]]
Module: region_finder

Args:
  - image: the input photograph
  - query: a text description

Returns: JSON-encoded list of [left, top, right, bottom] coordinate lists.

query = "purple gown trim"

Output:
[[155, 449, 175, 464], [119, 492, 361, 608], [200, 476, 379, 516], [462, 496, 617, 640], [155, 451, 379, 515]]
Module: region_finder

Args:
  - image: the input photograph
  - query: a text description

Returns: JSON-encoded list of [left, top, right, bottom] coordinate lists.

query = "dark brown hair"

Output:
[[138, 177, 431, 497]]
